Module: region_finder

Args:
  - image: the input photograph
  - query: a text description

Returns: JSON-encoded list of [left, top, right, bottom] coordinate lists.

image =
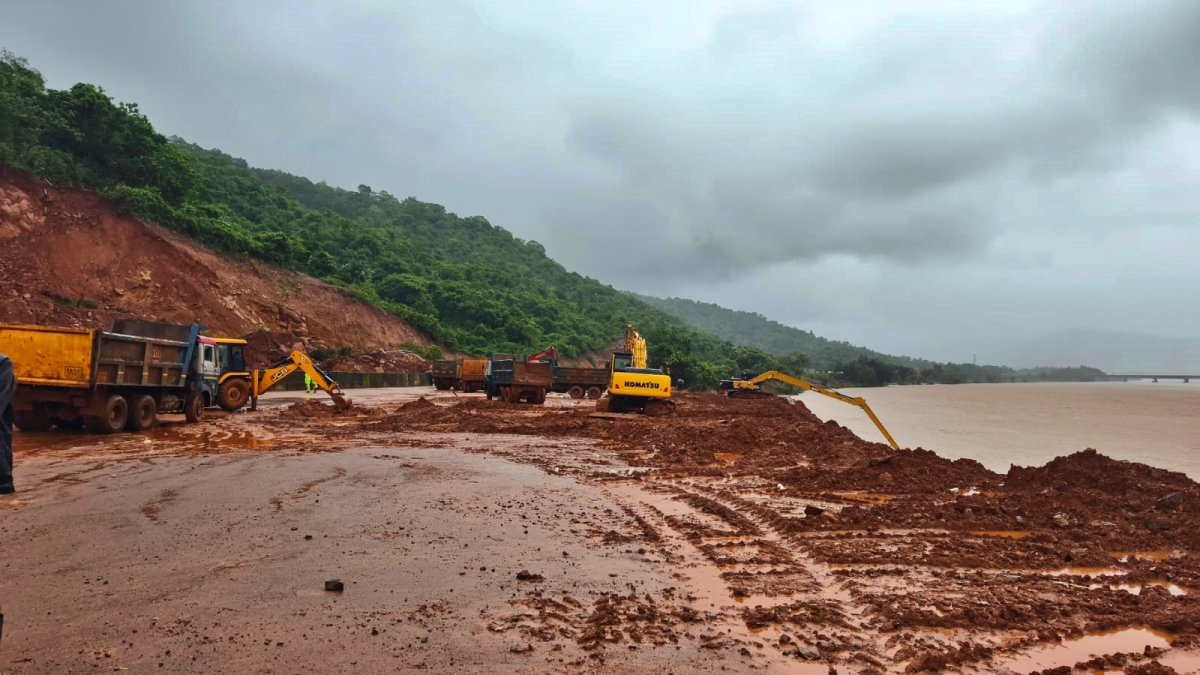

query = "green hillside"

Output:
[[633, 294, 934, 370], [0, 49, 810, 389], [0, 49, 1105, 389]]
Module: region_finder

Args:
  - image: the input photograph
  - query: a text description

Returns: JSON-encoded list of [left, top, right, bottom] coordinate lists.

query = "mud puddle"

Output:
[[989, 627, 1184, 673]]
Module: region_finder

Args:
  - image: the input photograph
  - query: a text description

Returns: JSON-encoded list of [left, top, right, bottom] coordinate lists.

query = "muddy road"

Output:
[[4, 389, 1200, 674]]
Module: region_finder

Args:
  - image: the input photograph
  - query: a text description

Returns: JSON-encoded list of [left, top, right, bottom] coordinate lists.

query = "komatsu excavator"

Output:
[[720, 371, 899, 450], [246, 351, 352, 412], [595, 325, 675, 416]]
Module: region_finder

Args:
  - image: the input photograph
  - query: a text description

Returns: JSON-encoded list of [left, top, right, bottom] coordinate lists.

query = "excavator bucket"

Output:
[[331, 393, 352, 411]]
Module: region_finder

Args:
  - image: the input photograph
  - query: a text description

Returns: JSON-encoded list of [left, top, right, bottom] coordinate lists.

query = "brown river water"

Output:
[[799, 380, 1200, 480]]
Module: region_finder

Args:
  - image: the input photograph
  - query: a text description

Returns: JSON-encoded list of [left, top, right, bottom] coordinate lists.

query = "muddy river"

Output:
[[799, 381, 1200, 479]]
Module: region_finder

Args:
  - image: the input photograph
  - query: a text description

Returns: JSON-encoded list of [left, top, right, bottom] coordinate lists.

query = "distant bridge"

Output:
[[1107, 375, 1198, 383]]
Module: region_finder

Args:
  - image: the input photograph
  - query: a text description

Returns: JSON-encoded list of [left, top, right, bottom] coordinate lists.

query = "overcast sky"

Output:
[[4, 0, 1199, 369]]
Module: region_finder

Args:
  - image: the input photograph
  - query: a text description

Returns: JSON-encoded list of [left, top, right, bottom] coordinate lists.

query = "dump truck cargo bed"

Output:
[[0, 324, 95, 388]]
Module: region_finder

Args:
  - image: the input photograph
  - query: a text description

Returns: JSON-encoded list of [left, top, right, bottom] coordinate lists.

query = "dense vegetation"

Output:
[[0, 50, 811, 389], [633, 295, 935, 370], [637, 297, 1108, 386], [0, 51, 1106, 389]]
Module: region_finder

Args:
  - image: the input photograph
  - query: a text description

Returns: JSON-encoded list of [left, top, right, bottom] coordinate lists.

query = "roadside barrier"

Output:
[[270, 371, 432, 391]]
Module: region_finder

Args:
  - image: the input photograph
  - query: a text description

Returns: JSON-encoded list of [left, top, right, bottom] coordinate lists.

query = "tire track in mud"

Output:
[[599, 480, 881, 671]]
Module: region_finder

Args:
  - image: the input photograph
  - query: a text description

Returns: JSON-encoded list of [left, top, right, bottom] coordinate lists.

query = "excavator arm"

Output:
[[729, 371, 899, 451], [624, 324, 648, 369], [249, 351, 352, 411]]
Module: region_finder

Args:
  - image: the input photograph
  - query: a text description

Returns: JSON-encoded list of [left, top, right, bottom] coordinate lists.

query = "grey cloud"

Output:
[[4, 0, 1200, 364]]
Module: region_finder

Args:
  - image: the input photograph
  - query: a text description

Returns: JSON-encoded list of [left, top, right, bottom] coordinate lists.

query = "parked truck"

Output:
[[431, 359, 458, 391], [484, 353, 553, 404], [551, 365, 608, 399], [431, 357, 489, 392], [0, 319, 241, 434], [459, 357, 487, 392]]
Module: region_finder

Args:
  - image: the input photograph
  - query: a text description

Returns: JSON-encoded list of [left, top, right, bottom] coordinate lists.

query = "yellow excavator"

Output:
[[244, 351, 352, 412], [595, 324, 675, 416], [720, 371, 899, 450]]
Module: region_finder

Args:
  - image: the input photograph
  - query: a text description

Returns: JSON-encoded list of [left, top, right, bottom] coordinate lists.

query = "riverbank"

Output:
[[800, 381, 1200, 479]]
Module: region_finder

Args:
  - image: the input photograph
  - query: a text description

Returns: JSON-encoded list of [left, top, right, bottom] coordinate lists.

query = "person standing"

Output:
[[304, 372, 314, 394], [0, 353, 15, 495]]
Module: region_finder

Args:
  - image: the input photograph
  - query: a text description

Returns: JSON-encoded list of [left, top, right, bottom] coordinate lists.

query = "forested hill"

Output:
[[634, 294, 933, 370], [0, 50, 1105, 389], [0, 49, 814, 389]]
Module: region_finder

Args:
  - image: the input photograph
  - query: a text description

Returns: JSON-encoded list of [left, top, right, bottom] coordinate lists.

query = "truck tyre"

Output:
[[535, 389, 547, 405], [218, 378, 251, 411], [586, 387, 603, 400], [568, 386, 584, 399], [13, 408, 54, 432], [435, 382, 450, 391], [184, 394, 204, 423], [86, 395, 129, 434], [126, 394, 158, 431]]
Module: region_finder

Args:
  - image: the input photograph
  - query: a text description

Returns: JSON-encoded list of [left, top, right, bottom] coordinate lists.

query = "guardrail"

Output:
[[269, 371, 432, 391]]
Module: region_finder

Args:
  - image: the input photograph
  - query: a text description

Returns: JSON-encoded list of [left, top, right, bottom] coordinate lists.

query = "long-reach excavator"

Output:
[[246, 351, 352, 412], [720, 371, 899, 450], [595, 325, 675, 416]]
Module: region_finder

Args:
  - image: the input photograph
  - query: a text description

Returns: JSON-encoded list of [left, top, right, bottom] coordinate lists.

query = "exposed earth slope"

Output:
[[0, 171, 429, 358]]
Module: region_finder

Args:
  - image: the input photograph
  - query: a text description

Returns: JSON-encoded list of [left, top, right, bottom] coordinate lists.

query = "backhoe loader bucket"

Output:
[[330, 392, 352, 411]]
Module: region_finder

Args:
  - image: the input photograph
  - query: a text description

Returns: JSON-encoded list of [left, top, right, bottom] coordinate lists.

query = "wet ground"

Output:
[[4, 387, 1200, 674]]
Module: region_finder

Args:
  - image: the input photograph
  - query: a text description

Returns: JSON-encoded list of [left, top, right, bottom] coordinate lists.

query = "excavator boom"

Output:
[[249, 351, 352, 411], [724, 370, 899, 450]]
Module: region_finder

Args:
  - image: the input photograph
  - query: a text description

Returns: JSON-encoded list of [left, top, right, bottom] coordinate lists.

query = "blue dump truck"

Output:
[[0, 319, 242, 434]]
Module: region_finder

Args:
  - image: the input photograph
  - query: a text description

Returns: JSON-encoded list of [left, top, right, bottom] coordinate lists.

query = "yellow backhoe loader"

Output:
[[720, 371, 899, 450], [245, 351, 352, 412], [595, 325, 675, 416]]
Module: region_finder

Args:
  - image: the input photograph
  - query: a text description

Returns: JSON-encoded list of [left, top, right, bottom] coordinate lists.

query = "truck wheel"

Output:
[[184, 394, 204, 423], [13, 408, 54, 432], [126, 394, 158, 431], [586, 387, 603, 400], [435, 382, 450, 391], [568, 386, 584, 399], [218, 378, 251, 411], [536, 389, 547, 405], [85, 395, 129, 434]]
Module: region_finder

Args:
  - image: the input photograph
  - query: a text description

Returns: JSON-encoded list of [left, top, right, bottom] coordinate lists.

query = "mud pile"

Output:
[[283, 399, 355, 419], [0, 170, 431, 353], [242, 331, 307, 369]]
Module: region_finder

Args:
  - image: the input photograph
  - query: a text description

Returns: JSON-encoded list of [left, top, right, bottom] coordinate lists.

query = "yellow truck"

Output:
[[431, 357, 488, 392], [0, 319, 247, 434]]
